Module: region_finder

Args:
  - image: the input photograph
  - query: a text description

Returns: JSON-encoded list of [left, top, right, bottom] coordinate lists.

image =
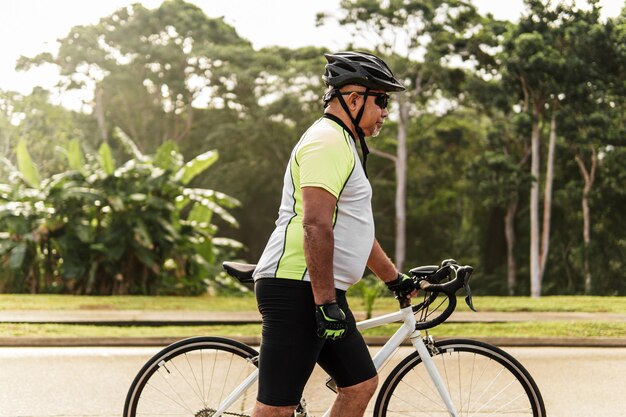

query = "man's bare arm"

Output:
[[367, 239, 399, 283], [302, 186, 337, 305], [368, 240, 418, 299]]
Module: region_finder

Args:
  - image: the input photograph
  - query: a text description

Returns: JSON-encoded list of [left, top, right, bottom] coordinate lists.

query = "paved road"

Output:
[[0, 346, 625, 417]]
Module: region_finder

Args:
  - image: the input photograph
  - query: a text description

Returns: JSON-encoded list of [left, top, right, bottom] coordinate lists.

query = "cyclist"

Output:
[[251, 51, 416, 417]]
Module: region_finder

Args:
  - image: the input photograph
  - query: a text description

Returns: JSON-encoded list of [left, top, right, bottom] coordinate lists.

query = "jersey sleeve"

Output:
[[296, 132, 354, 199]]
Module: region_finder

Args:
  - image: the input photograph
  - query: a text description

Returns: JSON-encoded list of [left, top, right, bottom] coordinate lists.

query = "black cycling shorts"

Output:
[[254, 278, 377, 407]]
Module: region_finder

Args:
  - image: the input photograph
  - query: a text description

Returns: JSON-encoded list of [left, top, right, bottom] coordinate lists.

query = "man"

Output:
[[251, 51, 416, 417]]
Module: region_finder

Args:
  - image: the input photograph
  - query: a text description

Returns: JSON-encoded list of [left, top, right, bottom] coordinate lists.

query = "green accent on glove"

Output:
[[315, 303, 347, 340]]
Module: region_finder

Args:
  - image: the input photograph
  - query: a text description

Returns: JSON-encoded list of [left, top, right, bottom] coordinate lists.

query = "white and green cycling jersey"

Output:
[[253, 114, 375, 290]]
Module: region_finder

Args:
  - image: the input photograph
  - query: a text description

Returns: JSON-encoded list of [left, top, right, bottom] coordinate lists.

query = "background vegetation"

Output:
[[1, 0, 625, 297]]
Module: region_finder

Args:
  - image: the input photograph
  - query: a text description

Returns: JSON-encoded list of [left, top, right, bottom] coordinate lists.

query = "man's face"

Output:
[[363, 90, 390, 138], [343, 88, 390, 138]]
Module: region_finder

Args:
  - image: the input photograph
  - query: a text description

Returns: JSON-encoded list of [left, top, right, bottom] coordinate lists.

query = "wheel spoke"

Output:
[[125, 338, 259, 417], [375, 340, 544, 417], [184, 351, 205, 405]]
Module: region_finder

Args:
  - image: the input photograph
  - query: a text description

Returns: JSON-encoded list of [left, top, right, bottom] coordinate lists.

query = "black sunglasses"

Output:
[[338, 91, 390, 109]]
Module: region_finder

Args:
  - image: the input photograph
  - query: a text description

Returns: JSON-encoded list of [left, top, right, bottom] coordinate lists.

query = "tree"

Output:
[[464, 77, 532, 294], [461, 0, 626, 296], [556, 1, 618, 293], [501, 0, 571, 297], [591, 145, 626, 295], [16, 0, 253, 151], [458, 10, 533, 293]]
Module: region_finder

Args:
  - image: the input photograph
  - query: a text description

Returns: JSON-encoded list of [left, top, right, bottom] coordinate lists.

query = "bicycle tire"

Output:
[[124, 336, 259, 417], [374, 338, 546, 417]]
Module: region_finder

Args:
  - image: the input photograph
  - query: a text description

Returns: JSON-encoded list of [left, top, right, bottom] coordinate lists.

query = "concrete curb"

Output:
[[1, 336, 625, 348]]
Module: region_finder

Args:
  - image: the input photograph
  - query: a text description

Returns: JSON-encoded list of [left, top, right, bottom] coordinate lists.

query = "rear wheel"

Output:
[[124, 336, 259, 417], [374, 339, 546, 417]]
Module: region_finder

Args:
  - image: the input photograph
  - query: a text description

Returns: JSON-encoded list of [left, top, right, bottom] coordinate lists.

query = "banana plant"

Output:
[[0, 130, 241, 295]]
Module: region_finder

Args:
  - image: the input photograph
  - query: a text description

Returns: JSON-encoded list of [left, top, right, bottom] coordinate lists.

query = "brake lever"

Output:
[[464, 284, 477, 312], [462, 266, 477, 312]]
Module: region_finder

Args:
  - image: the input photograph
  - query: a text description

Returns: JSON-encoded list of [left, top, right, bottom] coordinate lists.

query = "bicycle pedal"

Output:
[[294, 397, 308, 416]]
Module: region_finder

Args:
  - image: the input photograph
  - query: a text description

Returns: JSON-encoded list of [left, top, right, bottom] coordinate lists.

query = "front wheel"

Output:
[[124, 336, 259, 417], [374, 338, 546, 417]]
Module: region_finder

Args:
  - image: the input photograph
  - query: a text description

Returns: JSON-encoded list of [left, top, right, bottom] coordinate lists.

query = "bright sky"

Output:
[[0, 0, 623, 100]]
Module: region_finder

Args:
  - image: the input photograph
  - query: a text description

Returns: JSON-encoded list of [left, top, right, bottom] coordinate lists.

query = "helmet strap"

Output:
[[335, 89, 370, 178]]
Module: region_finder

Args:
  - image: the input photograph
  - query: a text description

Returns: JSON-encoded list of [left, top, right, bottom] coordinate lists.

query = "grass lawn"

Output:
[[0, 294, 625, 313], [0, 323, 262, 338], [361, 321, 626, 338], [1, 320, 624, 339], [0, 294, 258, 311]]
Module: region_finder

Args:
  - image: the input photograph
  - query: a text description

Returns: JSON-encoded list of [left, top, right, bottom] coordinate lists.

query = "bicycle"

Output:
[[124, 259, 546, 417]]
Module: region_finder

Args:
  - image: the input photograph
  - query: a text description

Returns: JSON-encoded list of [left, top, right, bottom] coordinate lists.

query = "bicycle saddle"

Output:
[[408, 265, 439, 279], [223, 262, 256, 283]]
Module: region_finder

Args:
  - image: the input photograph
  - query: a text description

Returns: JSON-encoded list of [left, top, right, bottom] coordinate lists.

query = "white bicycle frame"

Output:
[[213, 304, 459, 417]]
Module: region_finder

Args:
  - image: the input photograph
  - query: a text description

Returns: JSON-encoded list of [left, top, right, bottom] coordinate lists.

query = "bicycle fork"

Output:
[[407, 318, 459, 417]]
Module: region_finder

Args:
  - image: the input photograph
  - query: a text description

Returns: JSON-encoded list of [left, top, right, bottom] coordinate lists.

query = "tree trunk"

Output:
[[529, 108, 542, 298], [539, 113, 557, 281], [395, 94, 409, 272], [504, 198, 518, 295], [94, 84, 108, 143], [575, 147, 597, 294]]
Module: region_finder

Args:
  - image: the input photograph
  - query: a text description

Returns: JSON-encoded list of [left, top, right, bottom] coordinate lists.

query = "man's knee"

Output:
[[337, 374, 379, 397], [252, 401, 297, 417]]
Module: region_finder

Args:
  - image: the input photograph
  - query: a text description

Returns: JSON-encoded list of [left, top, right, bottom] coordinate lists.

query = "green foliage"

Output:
[[98, 143, 116, 175], [349, 275, 385, 319], [0, 134, 240, 295], [0, 88, 93, 180], [5, 0, 626, 297], [15, 139, 41, 188], [16, 0, 255, 152], [66, 139, 85, 172]]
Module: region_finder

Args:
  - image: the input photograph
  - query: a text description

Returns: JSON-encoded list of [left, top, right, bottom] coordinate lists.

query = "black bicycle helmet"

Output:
[[323, 51, 405, 92]]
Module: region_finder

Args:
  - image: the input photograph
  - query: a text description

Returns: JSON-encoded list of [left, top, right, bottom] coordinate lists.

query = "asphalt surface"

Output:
[[2, 311, 625, 417], [2, 346, 626, 417], [1, 309, 625, 347]]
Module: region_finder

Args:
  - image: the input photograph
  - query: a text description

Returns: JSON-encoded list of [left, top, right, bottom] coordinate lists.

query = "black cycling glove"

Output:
[[315, 302, 347, 340], [385, 273, 416, 299]]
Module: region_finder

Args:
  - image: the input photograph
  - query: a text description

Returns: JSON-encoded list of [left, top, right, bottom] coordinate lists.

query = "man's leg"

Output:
[[329, 375, 378, 417], [317, 292, 378, 417], [252, 401, 297, 417], [254, 279, 321, 416]]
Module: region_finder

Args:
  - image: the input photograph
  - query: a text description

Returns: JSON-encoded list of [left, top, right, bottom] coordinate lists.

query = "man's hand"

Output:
[[315, 302, 347, 340], [385, 273, 416, 299]]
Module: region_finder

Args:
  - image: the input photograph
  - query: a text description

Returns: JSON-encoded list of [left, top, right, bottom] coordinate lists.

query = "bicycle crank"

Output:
[[195, 408, 251, 417]]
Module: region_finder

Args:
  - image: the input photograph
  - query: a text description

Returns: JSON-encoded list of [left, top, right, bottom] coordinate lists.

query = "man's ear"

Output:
[[347, 91, 361, 110]]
